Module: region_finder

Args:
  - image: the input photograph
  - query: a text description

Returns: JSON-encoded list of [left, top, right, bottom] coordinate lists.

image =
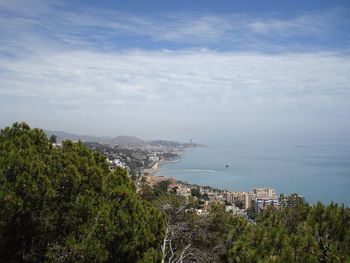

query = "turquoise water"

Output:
[[156, 144, 350, 206]]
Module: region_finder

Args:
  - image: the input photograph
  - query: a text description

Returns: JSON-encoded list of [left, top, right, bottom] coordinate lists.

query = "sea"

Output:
[[156, 143, 350, 206]]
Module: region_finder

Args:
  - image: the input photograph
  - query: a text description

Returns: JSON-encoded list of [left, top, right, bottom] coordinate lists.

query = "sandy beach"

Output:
[[142, 160, 162, 176]]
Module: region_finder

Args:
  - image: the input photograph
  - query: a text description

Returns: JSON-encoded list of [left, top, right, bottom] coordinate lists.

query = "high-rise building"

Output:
[[244, 191, 255, 210], [251, 188, 279, 214], [253, 188, 276, 199]]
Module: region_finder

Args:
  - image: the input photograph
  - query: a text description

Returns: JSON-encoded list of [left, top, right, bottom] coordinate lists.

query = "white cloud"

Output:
[[1, 48, 350, 139], [1, 2, 349, 53], [1, 2, 350, 139], [0, 0, 55, 15], [69, 9, 348, 48], [1, 49, 349, 113]]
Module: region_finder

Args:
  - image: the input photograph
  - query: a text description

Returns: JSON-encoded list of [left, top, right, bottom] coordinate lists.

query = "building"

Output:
[[168, 184, 191, 196], [253, 197, 279, 213], [142, 175, 167, 186], [253, 188, 276, 199], [107, 158, 127, 169], [251, 188, 279, 214], [226, 191, 246, 208], [244, 191, 255, 210]]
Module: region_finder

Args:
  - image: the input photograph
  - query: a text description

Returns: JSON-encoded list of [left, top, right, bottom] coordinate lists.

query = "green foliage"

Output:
[[49, 134, 57, 143], [140, 180, 350, 262], [201, 193, 209, 201], [190, 188, 201, 198], [139, 183, 157, 202], [153, 194, 244, 262], [0, 122, 165, 262], [227, 197, 350, 263], [153, 180, 170, 196], [8, 122, 349, 262], [189, 204, 246, 262]]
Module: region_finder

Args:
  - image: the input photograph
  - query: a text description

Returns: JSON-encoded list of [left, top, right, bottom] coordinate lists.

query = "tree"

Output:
[[49, 134, 57, 143], [190, 188, 201, 199], [0, 122, 165, 262], [153, 180, 170, 196], [226, 194, 350, 262], [139, 183, 157, 202], [154, 195, 193, 263], [153, 195, 246, 263]]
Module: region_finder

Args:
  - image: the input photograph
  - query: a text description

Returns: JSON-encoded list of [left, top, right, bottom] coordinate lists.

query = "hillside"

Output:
[[109, 135, 145, 146], [45, 130, 145, 146], [45, 130, 112, 143]]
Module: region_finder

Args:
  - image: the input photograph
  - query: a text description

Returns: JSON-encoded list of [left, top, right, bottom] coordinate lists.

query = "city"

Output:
[[74, 137, 283, 219]]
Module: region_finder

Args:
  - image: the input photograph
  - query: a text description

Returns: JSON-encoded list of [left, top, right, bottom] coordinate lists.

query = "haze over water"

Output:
[[157, 141, 350, 206]]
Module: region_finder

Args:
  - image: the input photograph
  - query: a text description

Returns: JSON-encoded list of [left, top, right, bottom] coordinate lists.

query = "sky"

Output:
[[0, 0, 350, 144]]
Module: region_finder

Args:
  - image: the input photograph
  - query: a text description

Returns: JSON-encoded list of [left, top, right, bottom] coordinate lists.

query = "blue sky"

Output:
[[0, 0, 350, 143]]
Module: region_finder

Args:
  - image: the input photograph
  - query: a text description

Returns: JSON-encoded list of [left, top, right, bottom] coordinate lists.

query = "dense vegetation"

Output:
[[143, 183, 350, 262], [1, 123, 349, 262], [226, 199, 350, 262], [0, 123, 164, 262]]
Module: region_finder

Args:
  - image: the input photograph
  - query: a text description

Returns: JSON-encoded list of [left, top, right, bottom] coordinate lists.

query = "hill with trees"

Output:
[[0, 122, 164, 262]]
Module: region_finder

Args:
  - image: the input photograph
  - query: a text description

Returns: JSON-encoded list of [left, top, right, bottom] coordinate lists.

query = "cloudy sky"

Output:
[[1, 0, 350, 143]]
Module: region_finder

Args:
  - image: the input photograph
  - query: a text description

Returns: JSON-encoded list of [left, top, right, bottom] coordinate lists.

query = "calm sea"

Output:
[[156, 144, 350, 206]]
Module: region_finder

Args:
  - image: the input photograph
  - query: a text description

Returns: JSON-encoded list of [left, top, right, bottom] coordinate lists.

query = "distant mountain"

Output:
[[149, 140, 181, 147], [45, 130, 200, 147], [45, 130, 145, 146], [45, 130, 112, 144], [109, 136, 145, 146]]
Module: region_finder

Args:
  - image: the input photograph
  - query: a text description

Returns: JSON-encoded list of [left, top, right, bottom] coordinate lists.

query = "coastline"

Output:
[[141, 148, 185, 177], [146, 144, 350, 206], [142, 160, 163, 176], [138, 143, 350, 207]]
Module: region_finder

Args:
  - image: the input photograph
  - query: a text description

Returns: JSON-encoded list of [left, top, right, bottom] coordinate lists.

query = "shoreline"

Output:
[[142, 158, 180, 176], [142, 160, 163, 176], [141, 148, 186, 177], [138, 146, 349, 207]]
